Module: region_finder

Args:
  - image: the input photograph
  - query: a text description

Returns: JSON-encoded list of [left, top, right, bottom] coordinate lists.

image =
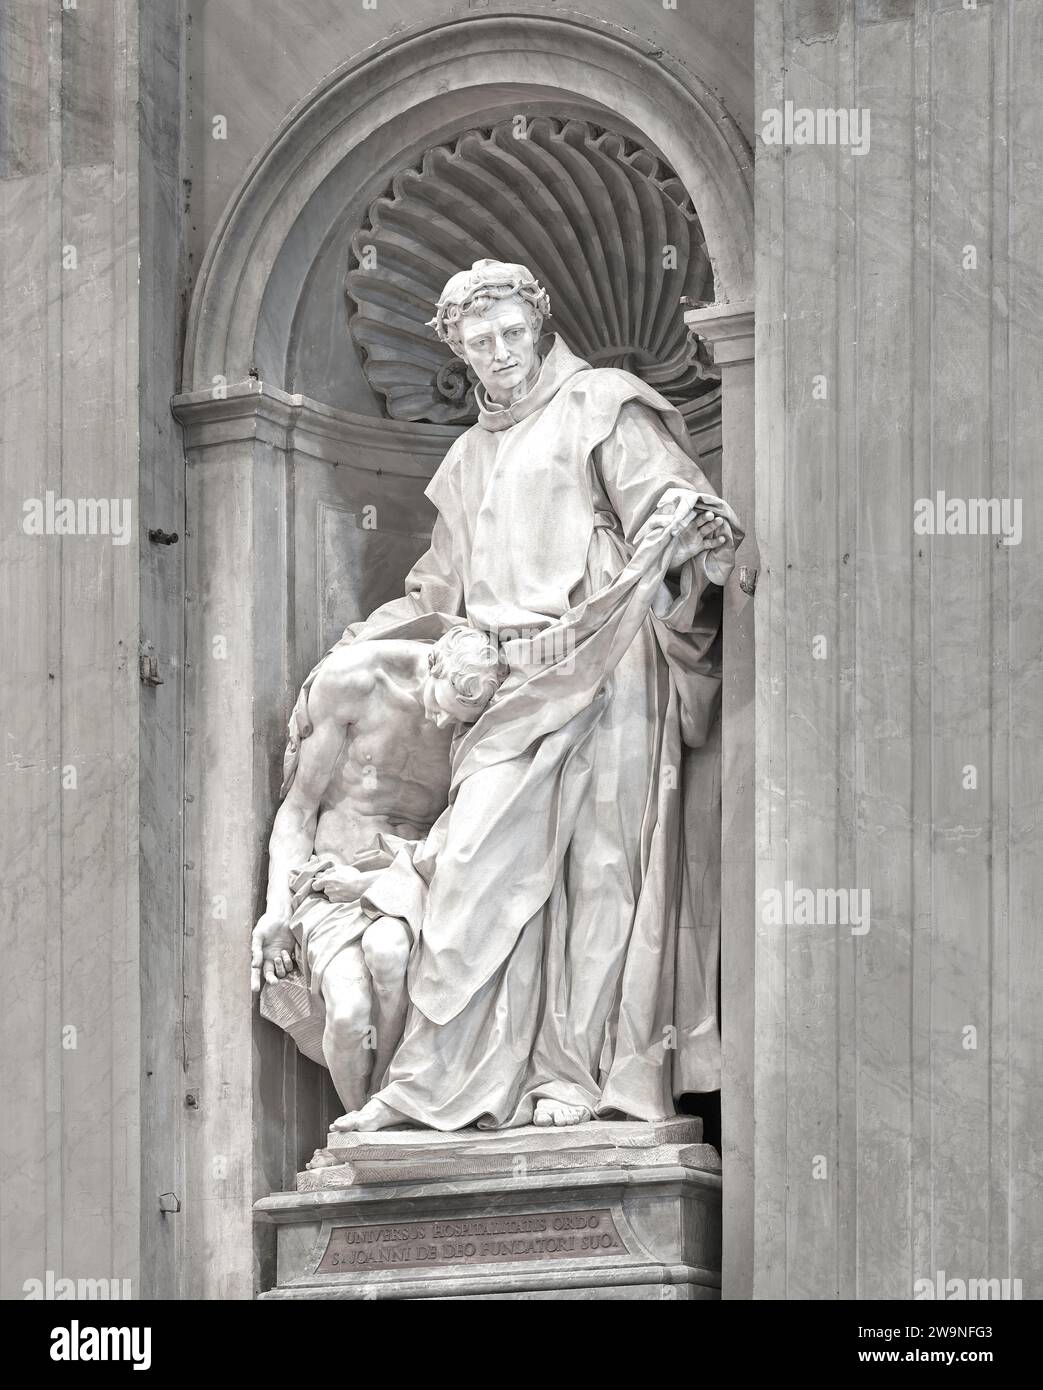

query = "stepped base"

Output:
[[255, 1118, 722, 1300]]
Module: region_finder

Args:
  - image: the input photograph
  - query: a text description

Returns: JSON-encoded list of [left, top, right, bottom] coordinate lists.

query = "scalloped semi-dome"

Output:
[[345, 117, 717, 425]]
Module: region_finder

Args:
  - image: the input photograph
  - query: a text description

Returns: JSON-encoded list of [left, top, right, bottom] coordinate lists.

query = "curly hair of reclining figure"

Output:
[[428, 625, 509, 709]]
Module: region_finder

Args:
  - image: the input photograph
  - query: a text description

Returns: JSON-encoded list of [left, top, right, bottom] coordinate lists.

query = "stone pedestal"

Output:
[[255, 1119, 721, 1300]]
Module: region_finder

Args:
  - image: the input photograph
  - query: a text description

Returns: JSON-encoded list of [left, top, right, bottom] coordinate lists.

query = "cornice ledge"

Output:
[[171, 382, 465, 472], [683, 301, 755, 367]]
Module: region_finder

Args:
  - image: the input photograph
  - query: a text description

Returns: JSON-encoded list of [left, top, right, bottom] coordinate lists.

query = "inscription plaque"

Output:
[[317, 1208, 629, 1274]]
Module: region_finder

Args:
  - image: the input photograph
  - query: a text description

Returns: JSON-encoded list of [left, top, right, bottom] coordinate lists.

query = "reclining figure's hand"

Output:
[[250, 910, 296, 995], [311, 863, 366, 903]]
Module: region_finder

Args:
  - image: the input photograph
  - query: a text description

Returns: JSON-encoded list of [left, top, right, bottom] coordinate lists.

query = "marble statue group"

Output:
[[251, 260, 742, 1136]]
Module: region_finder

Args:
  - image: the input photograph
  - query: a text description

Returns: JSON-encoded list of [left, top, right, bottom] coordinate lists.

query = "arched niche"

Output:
[[298, 110, 720, 425], [184, 11, 752, 392], [173, 6, 754, 1301]]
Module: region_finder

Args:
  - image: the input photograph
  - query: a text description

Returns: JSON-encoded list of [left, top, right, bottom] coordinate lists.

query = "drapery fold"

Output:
[[327, 336, 734, 1125]]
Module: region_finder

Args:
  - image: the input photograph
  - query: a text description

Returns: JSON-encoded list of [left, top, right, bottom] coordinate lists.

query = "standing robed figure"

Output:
[[270, 259, 742, 1131]]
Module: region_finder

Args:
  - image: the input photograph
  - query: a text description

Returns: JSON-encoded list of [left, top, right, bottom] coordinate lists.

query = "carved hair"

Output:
[[428, 625, 508, 709], [428, 259, 551, 356]]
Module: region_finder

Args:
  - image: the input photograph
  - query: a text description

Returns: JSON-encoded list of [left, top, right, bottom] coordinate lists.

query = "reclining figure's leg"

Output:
[[361, 916, 410, 1089], [320, 944, 373, 1118]]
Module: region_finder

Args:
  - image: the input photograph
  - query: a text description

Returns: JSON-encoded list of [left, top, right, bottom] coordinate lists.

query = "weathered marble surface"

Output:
[[299, 1143, 722, 1195], [300, 1118, 719, 1193], [323, 1116, 704, 1160]]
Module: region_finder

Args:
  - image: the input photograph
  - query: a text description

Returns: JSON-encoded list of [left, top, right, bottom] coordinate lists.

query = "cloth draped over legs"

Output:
[[286, 838, 423, 1001], [259, 838, 421, 1071]]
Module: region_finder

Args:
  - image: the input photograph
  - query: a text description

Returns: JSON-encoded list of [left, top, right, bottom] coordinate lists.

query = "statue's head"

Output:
[[428, 260, 551, 404], [423, 625, 509, 729]]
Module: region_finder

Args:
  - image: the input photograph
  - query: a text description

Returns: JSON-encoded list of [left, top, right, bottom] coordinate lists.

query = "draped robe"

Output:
[[346, 335, 735, 1127]]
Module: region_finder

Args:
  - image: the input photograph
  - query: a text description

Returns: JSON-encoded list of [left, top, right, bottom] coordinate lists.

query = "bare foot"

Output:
[[533, 1099, 593, 1128], [305, 1148, 342, 1170], [330, 1097, 407, 1132]]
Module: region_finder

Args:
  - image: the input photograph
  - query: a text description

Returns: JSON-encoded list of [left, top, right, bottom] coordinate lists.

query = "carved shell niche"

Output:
[[345, 117, 716, 425]]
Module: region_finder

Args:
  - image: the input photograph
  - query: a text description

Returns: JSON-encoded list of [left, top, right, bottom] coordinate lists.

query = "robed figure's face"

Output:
[[457, 299, 540, 404]]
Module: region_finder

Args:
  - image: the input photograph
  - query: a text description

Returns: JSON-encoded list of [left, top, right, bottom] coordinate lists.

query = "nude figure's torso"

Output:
[[312, 645, 454, 859]]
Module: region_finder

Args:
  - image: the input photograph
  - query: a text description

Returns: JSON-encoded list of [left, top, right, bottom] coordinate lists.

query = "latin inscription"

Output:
[[317, 1208, 628, 1273]]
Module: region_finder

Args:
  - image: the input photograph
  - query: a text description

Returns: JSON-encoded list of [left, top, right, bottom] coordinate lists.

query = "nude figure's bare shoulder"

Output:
[[307, 640, 423, 729]]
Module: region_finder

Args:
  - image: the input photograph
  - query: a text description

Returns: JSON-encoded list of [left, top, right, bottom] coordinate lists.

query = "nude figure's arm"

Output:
[[250, 651, 373, 993]]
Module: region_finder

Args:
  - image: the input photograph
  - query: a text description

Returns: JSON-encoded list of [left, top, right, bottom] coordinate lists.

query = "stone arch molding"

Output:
[[183, 9, 753, 393]]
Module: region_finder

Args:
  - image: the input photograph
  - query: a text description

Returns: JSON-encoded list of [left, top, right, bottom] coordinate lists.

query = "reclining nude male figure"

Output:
[[250, 625, 506, 1121]]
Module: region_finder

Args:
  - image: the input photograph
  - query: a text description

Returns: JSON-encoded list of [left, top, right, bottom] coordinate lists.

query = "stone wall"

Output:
[[754, 0, 1043, 1299], [0, 0, 142, 1300]]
